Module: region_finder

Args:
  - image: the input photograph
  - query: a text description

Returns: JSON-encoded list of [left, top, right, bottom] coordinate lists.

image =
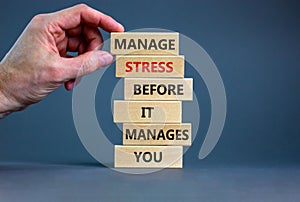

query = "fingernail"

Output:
[[69, 81, 75, 90], [117, 22, 125, 31], [99, 52, 113, 66], [64, 80, 75, 91]]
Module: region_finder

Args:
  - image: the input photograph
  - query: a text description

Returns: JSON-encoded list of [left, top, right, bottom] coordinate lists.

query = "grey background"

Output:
[[1, 0, 300, 166], [1, 1, 300, 201]]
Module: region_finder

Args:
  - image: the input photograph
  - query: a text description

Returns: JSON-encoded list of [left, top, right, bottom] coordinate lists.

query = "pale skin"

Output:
[[0, 4, 124, 118]]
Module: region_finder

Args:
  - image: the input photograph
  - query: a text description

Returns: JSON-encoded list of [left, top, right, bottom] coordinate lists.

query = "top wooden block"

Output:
[[110, 32, 179, 55]]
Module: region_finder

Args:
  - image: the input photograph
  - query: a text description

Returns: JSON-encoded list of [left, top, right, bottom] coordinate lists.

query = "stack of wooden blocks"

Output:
[[111, 32, 193, 168]]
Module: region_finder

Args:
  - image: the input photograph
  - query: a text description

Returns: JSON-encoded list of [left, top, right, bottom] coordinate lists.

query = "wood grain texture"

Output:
[[113, 101, 182, 123], [114, 145, 182, 168], [115, 55, 184, 78], [110, 32, 179, 55], [123, 123, 192, 146], [124, 78, 193, 100]]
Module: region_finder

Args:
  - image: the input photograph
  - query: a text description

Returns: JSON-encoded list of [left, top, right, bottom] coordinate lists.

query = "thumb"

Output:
[[61, 50, 113, 80]]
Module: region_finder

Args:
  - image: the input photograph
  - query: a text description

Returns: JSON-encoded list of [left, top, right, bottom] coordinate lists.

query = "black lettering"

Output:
[[157, 84, 167, 95], [175, 129, 182, 140], [128, 39, 137, 49], [115, 39, 176, 51], [168, 84, 176, 95], [133, 84, 185, 96], [169, 39, 175, 50], [143, 84, 150, 95], [177, 84, 184, 95], [182, 129, 189, 140], [154, 152, 162, 163], [150, 84, 156, 95], [147, 129, 156, 140], [137, 129, 146, 140], [141, 107, 146, 118], [158, 39, 167, 50], [141, 107, 154, 118], [166, 129, 175, 140], [126, 129, 137, 140], [115, 39, 126, 49], [148, 39, 158, 50], [138, 39, 147, 49], [143, 152, 152, 162], [134, 84, 141, 95], [134, 152, 142, 162], [157, 130, 166, 140]]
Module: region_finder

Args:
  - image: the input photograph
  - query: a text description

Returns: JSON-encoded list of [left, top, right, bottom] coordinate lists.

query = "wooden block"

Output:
[[114, 145, 182, 168], [113, 101, 181, 123], [124, 78, 193, 101], [111, 32, 179, 55], [115, 55, 184, 78], [123, 123, 192, 146]]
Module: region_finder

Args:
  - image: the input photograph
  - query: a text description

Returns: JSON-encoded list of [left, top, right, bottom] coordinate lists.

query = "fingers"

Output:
[[54, 4, 124, 32], [67, 37, 87, 54], [48, 4, 122, 90], [64, 76, 82, 91], [64, 24, 103, 53], [60, 50, 113, 80], [83, 25, 103, 51], [60, 25, 101, 55], [66, 24, 104, 51], [64, 79, 76, 91], [66, 24, 83, 36]]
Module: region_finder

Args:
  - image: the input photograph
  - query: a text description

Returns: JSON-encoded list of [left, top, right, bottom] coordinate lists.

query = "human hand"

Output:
[[0, 4, 124, 118]]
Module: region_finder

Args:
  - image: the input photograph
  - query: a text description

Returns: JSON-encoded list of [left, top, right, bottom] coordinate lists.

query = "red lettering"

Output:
[[158, 62, 165, 72], [132, 61, 141, 72], [125, 61, 174, 73], [142, 62, 150, 72], [151, 62, 158, 72], [125, 62, 133, 72], [166, 62, 173, 72]]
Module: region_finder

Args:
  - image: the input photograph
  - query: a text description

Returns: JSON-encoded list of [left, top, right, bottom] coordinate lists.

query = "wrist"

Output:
[[0, 62, 21, 119], [0, 89, 13, 119]]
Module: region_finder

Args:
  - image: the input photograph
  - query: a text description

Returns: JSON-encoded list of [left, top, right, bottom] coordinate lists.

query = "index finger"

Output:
[[52, 4, 124, 32]]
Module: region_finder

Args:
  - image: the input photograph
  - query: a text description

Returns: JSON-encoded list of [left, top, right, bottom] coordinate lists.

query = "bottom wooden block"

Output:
[[114, 145, 182, 168]]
